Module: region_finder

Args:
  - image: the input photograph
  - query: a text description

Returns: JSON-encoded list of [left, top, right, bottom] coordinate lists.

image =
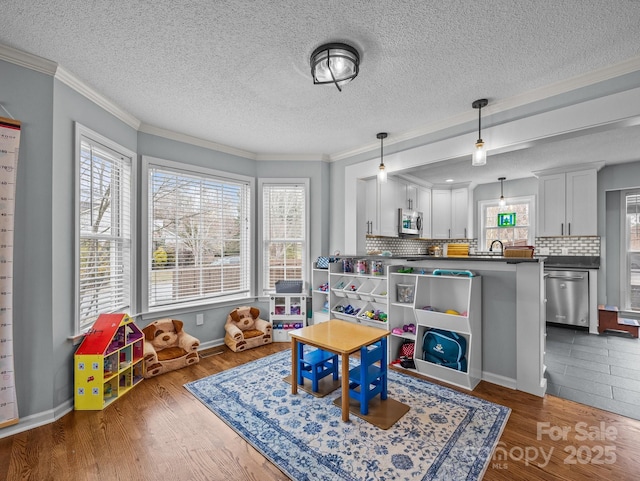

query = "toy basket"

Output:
[[275, 280, 303, 293]]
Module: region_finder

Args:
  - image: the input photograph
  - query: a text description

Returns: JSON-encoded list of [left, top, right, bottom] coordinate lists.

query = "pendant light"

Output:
[[498, 177, 506, 207], [472, 99, 488, 166], [377, 132, 388, 183], [310, 43, 360, 92]]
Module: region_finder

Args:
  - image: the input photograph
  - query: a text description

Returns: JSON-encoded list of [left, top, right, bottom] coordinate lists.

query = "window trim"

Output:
[[620, 188, 640, 312], [478, 195, 535, 251], [141, 155, 255, 313], [258, 178, 310, 296], [74, 122, 136, 334]]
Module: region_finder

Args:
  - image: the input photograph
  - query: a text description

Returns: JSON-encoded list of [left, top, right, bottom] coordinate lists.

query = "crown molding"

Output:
[[138, 123, 257, 159], [329, 54, 640, 163], [255, 153, 329, 162], [54, 66, 141, 130], [0, 43, 57, 75]]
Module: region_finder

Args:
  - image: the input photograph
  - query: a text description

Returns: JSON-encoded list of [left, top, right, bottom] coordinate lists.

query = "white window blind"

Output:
[[77, 133, 132, 332], [262, 182, 307, 293], [148, 165, 250, 307], [625, 191, 640, 311]]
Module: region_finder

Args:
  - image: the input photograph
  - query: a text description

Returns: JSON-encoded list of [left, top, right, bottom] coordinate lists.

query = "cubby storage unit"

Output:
[[312, 261, 335, 324], [413, 273, 482, 390], [309, 257, 392, 331], [270, 293, 307, 342], [74, 313, 144, 410], [328, 266, 389, 330], [387, 266, 419, 368]]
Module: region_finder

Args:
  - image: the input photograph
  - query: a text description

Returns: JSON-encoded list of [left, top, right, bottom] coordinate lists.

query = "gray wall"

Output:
[[1, 60, 330, 423], [3, 59, 55, 418]]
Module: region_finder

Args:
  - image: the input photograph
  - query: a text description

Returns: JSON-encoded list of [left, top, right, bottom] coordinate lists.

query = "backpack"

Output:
[[422, 328, 467, 363], [423, 352, 468, 372]]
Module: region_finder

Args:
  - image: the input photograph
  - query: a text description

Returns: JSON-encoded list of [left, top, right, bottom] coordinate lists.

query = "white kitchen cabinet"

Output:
[[431, 187, 469, 239], [359, 177, 432, 239], [405, 184, 417, 210], [417, 187, 431, 238], [379, 177, 401, 237], [538, 169, 597, 236], [363, 178, 378, 235]]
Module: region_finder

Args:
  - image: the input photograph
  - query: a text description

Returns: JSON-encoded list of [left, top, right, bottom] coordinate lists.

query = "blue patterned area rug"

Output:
[[184, 350, 510, 481]]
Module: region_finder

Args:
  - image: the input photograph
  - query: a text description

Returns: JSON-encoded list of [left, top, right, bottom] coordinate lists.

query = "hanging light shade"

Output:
[[310, 43, 360, 92], [472, 98, 488, 166], [377, 132, 388, 183], [498, 177, 506, 207]]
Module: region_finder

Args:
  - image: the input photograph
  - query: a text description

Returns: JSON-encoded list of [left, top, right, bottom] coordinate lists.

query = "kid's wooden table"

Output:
[[289, 318, 389, 422]]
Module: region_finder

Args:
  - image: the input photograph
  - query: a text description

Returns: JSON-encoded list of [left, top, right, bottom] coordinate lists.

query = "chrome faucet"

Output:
[[489, 240, 504, 254]]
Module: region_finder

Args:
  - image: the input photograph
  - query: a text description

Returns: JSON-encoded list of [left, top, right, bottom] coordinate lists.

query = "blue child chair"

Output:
[[348, 337, 388, 415], [297, 343, 339, 393]]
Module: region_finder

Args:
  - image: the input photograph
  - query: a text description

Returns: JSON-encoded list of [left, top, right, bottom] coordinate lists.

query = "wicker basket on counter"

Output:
[[503, 246, 535, 258]]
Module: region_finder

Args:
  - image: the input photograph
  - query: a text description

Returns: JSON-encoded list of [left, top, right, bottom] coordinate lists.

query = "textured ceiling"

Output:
[[2, 1, 640, 183]]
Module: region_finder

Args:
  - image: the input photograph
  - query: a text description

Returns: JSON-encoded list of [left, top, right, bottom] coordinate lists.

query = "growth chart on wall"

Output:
[[0, 116, 20, 429]]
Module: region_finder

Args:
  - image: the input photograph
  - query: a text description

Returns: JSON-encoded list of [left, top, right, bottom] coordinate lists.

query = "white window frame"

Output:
[[74, 123, 136, 334], [141, 156, 255, 313], [258, 179, 310, 296], [620, 189, 640, 312], [478, 195, 535, 251]]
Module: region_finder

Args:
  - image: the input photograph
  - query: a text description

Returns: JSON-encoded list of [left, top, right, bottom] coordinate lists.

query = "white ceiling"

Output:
[[2, 1, 640, 185]]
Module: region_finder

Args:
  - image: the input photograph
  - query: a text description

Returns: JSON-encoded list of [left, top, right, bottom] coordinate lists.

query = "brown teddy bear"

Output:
[[142, 318, 200, 378], [224, 306, 272, 352]]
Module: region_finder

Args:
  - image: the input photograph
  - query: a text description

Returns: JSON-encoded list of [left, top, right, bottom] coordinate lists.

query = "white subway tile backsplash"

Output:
[[364, 235, 599, 257]]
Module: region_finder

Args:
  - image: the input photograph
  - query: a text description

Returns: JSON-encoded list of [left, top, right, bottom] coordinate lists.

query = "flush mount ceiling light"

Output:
[[498, 177, 506, 207], [310, 42, 360, 92], [472, 98, 488, 166], [377, 132, 388, 183]]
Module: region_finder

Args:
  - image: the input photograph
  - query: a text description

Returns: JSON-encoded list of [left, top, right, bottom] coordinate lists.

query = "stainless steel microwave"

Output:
[[398, 209, 423, 237]]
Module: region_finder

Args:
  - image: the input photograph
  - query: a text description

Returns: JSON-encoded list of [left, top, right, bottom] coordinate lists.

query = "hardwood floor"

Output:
[[2, 342, 640, 481]]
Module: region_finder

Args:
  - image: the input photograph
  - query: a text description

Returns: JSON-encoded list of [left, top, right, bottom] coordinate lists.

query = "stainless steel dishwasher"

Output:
[[545, 269, 589, 327]]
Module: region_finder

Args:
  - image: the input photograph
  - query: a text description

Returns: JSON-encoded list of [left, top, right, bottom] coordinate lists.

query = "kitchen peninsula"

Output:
[[314, 255, 546, 397]]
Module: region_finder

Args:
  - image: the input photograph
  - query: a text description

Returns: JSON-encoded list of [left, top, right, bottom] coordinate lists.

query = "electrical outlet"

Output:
[[561, 247, 569, 255], [196, 314, 204, 326], [538, 247, 550, 255]]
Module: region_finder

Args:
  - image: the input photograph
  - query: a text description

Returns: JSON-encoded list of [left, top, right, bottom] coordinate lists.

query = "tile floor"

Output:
[[545, 324, 640, 420]]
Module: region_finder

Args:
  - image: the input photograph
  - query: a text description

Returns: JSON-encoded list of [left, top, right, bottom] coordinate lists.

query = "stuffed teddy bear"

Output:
[[142, 318, 200, 378], [224, 306, 272, 352]]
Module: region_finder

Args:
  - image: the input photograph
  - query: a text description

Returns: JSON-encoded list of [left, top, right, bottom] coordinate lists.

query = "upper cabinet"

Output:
[[431, 187, 469, 239], [357, 177, 432, 240], [538, 168, 598, 236]]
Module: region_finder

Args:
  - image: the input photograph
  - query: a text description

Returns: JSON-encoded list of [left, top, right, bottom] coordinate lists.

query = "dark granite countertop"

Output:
[[334, 254, 599, 267], [334, 254, 542, 264]]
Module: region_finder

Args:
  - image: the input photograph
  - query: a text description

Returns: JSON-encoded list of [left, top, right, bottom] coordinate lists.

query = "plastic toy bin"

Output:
[[397, 283, 415, 304]]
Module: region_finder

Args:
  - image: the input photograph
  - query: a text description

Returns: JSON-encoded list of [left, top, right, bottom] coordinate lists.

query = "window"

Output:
[[623, 190, 640, 311], [76, 124, 134, 333], [479, 196, 535, 251], [260, 180, 309, 294], [143, 157, 251, 309]]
